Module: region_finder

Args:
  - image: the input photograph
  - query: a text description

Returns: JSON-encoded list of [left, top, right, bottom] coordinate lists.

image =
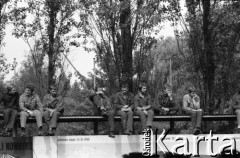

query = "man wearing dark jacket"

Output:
[[92, 87, 115, 138], [43, 85, 64, 136], [134, 83, 154, 131], [0, 85, 19, 137], [154, 84, 178, 115], [114, 84, 134, 135]]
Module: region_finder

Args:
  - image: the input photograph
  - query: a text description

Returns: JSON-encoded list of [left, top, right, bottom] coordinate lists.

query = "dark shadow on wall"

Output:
[[122, 152, 191, 158], [216, 150, 240, 158], [122, 150, 240, 158]]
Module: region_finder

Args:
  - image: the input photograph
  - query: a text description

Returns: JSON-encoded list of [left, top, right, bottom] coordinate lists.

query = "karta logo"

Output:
[[0, 153, 17, 158], [143, 129, 239, 157]]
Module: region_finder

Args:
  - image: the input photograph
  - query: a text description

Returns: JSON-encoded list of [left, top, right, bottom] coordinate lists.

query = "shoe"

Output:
[[126, 131, 133, 136], [108, 131, 115, 138], [52, 128, 56, 135], [48, 128, 53, 136], [236, 128, 240, 133], [193, 128, 200, 135], [0, 131, 5, 136], [143, 126, 152, 132], [48, 128, 56, 136], [4, 130, 12, 137], [0, 129, 7, 136], [20, 131, 26, 137], [37, 130, 44, 136]]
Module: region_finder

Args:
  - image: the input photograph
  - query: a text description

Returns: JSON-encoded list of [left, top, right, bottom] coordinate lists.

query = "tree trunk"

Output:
[[120, 0, 133, 92], [47, 1, 58, 87], [202, 0, 215, 114]]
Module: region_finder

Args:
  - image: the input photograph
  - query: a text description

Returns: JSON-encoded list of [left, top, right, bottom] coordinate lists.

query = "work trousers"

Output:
[[102, 110, 115, 132], [135, 109, 154, 130], [20, 110, 43, 128], [235, 109, 240, 127], [3, 108, 18, 129], [43, 110, 61, 128], [116, 110, 133, 133], [185, 109, 202, 129]]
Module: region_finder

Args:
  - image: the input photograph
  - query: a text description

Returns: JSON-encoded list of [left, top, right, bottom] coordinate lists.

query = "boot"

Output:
[[108, 131, 115, 138], [37, 127, 44, 136], [20, 128, 26, 137]]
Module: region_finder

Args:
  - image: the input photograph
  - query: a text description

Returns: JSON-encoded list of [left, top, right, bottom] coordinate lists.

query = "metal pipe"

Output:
[[93, 58, 96, 90]]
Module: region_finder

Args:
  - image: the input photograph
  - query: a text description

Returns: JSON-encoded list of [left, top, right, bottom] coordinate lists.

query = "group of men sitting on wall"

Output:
[[91, 83, 203, 138], [91, 83, 240, 138], [0, 83, 63, 137], [1, 82, 240, 138]]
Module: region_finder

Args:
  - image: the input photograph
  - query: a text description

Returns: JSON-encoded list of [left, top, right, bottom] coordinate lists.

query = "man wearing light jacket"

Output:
[[19, 83, 44, 136], [183, 86, 202, 135]]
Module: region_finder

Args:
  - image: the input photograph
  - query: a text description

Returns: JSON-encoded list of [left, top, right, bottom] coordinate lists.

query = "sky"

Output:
[[0, 1, 186, 84]]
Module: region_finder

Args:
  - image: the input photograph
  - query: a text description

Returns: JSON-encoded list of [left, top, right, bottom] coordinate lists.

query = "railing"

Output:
[[0, 114, 236, 135]]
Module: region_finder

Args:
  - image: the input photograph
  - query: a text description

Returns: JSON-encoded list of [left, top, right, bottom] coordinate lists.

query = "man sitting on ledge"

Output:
[[134, 83, 154, 132], [0, 85, 19, 137], [154, 84, 178, 115], [43, 85, 64, 136], [91, 87, 115, 138], [183, 86, 202, 135], [231, 87, 240, 133], [114, 83, 134, 135], [19, 83, 44, 136]]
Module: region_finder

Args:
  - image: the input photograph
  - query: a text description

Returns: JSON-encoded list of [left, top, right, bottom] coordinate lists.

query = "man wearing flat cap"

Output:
[[0, 85, 19, 137], [19, 83, 44, 136]]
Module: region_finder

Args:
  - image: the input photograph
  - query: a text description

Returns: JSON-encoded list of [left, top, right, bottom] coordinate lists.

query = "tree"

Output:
[[183, 0, 240, 113], [79, 0, 180, 92], [119, 0, 133, 90], [202, 0, 215, 113], [9, 0, 81, 88], [0, 0, 9, 46]]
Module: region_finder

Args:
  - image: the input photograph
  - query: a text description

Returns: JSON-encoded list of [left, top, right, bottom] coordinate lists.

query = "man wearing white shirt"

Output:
[[183, 87, 202, 135]]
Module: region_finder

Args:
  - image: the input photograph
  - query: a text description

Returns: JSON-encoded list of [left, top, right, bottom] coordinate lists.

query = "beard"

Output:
[[141, 91, 146, 95], [98, 93, 104, 98], [122, 92, 127, 95], [52, 94, 57, 97]]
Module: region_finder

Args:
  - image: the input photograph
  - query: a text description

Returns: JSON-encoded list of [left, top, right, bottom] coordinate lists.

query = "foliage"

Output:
[[2, 0, 240, 136], [0, 0, 10, 46], [77, 0, 181, 92], [14, 54, 48, 99], [0, 54, 13, 81], [9, 0, 82, 87], [182, 0, 240, 113]]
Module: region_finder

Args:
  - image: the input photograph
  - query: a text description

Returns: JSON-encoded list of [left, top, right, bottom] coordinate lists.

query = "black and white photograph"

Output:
[[0, 0, 240, 158]]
